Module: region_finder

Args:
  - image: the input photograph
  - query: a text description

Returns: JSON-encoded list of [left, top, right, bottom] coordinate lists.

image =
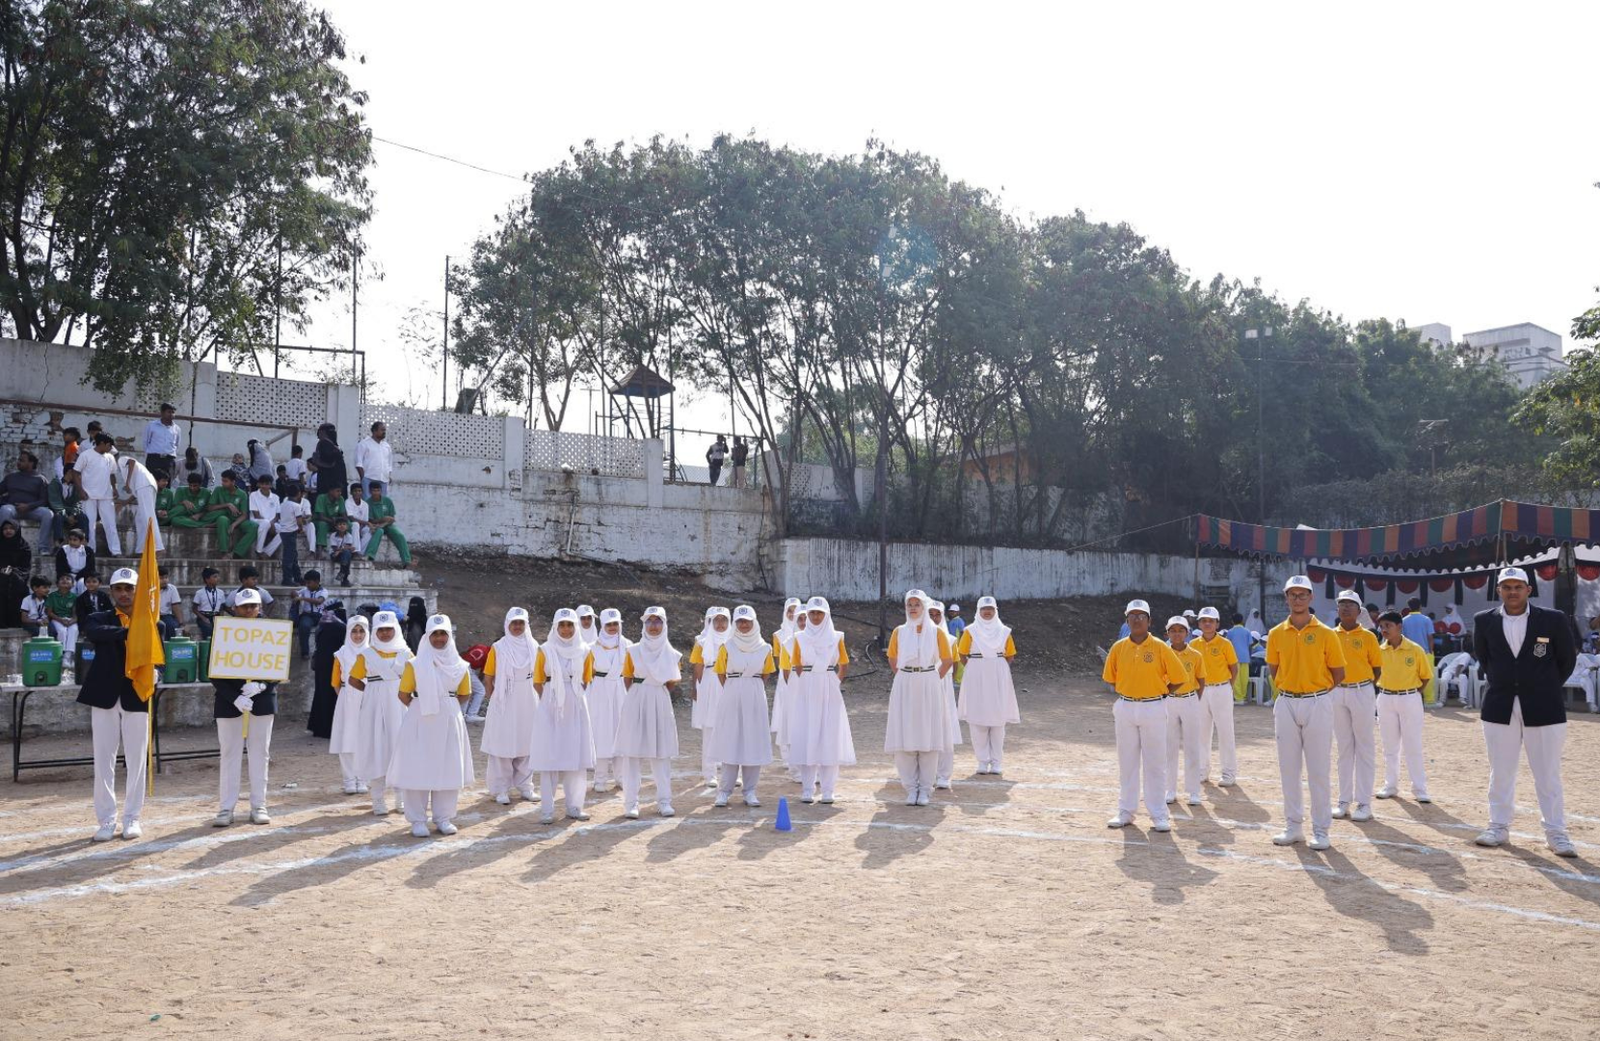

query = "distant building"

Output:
[[1416, 322, 1452, 348], [1461, 322, 1567, 390]]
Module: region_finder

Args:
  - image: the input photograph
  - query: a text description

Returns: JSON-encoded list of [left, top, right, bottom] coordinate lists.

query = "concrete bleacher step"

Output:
[[90, 555, 420, 588]]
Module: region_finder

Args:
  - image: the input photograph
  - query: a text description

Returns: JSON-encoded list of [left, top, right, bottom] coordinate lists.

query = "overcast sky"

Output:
[[297, 0, 1600, 438]]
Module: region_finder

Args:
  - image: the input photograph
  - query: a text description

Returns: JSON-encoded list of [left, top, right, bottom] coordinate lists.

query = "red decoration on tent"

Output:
[[1396, 579, 1419, 594], [1536, 563, 1560, 581], [1447, 623, 1462, 634], [1463, 574, 1489, 590], [1578, 563, 1600, 582], [1428, 577, 1454, 593], [1365, 577, 1387, 592], [1334, 573, 1355, 589], [1308, 567, 1327, 583], [1434, 620, 1447, 633]]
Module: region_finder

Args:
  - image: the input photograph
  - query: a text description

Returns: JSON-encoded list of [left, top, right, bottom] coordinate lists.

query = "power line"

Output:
[[371, 135, 527, 183]]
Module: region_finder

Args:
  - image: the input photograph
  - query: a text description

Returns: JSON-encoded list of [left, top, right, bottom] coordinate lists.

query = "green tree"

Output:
[[1512, 347, 1600, 489]]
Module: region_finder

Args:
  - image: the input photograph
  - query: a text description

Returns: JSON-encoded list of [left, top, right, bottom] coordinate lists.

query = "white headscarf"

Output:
[[896, 588, 940, 669], [542, 607, 589, 712], [727, 604, 767, 654], [777, 598, 801, 643], [797, 595, 841, 668], [494, 606, 539, 675], [576, 604, 598, 646], [335, 616, 368, 678], [368, 610, 407, 655], [633, 605, 682, 685], [969, 595, 1011, 655], [697, 606, 731, 654], [412, 614, 468, 716], [591, 607, 629, 676]]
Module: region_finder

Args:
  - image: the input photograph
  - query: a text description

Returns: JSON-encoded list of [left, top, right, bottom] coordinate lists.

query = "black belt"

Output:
[[1380, 687, 1421, 697], [1337, 681, 1373, 689], [1169, 691, 1198, 699], [592, 670, 609, 678], [966, 652, 984, 659], [798, 665, 837, 673], [1117, 695, 1165, 703], [900, 665, 936, 674], [1277, 689, 1329, 699]]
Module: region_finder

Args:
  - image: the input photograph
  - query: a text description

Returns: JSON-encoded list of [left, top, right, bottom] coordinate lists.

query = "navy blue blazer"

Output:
[[74, 611, 148, 713], [1471, 605, 1577, 727]]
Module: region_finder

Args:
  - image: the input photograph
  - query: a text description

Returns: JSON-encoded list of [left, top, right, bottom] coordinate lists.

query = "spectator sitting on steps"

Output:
[[1, 449, 55, 561]]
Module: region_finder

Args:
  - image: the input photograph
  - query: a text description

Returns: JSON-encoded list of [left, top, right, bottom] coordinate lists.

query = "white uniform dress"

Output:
[[387, 639, 473, 829], [930, 605, 963, 787], [327, 618, 370, 790], [352, 630, 412, 813], [958, 609, 1019, 774], [709, 636, 776, 769], [586, 628, 630, 790], [788, 605, 855, 801], [615, 618, 682, 814], [530, 622, 597, 819], [481, 613, 540, 800], [884, 616, 954, 800], [691, 610, 730, 786]]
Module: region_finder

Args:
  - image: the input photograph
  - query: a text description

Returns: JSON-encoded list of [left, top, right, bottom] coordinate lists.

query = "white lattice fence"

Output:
[[215, 372, 328, 430], [525, 429, 645, 478], [363, 403, 504, 459]]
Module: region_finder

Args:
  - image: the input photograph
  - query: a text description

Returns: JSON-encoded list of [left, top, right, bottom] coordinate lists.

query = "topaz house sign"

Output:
[[207, 618, 294, 681]]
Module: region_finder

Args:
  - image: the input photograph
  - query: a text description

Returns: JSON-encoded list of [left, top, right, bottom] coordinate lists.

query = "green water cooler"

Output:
[[198, 639, 211, 682], [23, 637, 64, 687], [164, 636, 200, 684]]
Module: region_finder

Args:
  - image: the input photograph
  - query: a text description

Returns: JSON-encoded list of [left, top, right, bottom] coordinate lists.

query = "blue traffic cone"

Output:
[[774, 796, 793, 832]]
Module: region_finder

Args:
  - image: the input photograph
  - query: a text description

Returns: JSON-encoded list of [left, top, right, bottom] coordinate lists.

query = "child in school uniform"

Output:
[[956, 596, 1019, 775], [327, 615, 371, 794], [388, 613, 474, 837], [54, 527, 93, 593], [710, 605, 775, 807], [587, 608, 630, 792], [348, 609, 413, 815], [249, 474, 281, 558], [769, 598, 801, 781], [211, 589, 280, 827], [46, 572, 79, 655], [20, 576, 51, 639], [481, 606, 540, 805], [576, 604, 598, 647], [927, 600, 963, 790], [325, 517, 359, 587], [530, 607, 597, 823], [788, 596, 855, 804], [885, 589, 955, 806], [615, 606, 682, 818], [689, 606, 731, 788]]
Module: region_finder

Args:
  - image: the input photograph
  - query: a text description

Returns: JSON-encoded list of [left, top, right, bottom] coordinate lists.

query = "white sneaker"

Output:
[[1548, 834, 1578, 858], [819, 794, 835, 805], [1331, 803, 1349, 819], [802, 793, 816, 804], [410, 822, 430, 838], [904, 792, 919, 806], [1219, 776, 1236, 787], [659, 806, 675, 818], [121, 821, 142, 841], [1415, 793, 1432, 804], [745, 796, 761, 808], [1351, 805, 1373, 822], [625, 808, 640, 820], [990, 767, 1003, 777], [1375, 785, 1398, 799], [934, 780, 952, 790], [702, 777, 717, 788], [713, 794, 730, 808], [1272, 829, 1304, 846], [212, 809, 234, 828], [342, 782, 360, 795], [915, 791, 930, 807], [540, 813, 555, 825], [1185, 796, 1202, 807], [356, 782, 370, 794], [1308, 832, 1331, 851], [517, 785, 537, 801], [437, 820, 458, 835], [1107, 812, 1133, 829], [495, 792, 511, 806], [1474, 826, 1509, 848], [249, 807, 270, 825], [371, 803, 389, 817], [566, 809, 591, 821], [1152, 819, 1172, 833], [92, 822, 117, 842], [1164, 794, 1177, 805]]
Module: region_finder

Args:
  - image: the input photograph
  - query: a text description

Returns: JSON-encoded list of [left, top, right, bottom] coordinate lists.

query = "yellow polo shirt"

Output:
[[770, 634, 791, 672], [885, 626, 952, 663], [1265, 617, 1346, 693], [1101, 636, 1186, 700], [1193, 634, 1239, 685], [1376, 637, 1432, 692], [713, 645, 777, 678], [954, 629, 1017, 658], [1169, 642, 1204, 694], [396, 662, 471, 697], [1332, 624, 1382, 684], [534, 647, 595, 686]]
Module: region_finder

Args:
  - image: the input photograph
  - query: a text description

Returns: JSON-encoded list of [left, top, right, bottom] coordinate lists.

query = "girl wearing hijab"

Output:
[[616, 606, 682, 818], [927, 600, 963, 790], [576, 604, 599, 647], [530, 607, 597, 823], [770, 598, 801, 780], [0, 520, 31, 628], [327, 614, 370, 793], [388, 613, 474, 837], [348, 609, 414, 815], [403, 596, 428, 653], [957, 596, 1019, 775], [710, 605, 776, 807], [788, 596, 855, 804], [307, 603, 349, 739], [587, 608, 630, 792], [885, 589, 955, 806], [690, 606, 731, 788], [481, 606, 541, 805]]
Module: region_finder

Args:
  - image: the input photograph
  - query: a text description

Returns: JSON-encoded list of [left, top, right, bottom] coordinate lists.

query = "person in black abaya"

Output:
[[0, 519, 31, 629], [307, 602, 350, 738]]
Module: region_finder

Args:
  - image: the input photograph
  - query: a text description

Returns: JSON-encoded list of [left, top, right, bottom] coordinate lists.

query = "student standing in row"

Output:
[[327, 615, 371, 794], [481, 606, 540, 806], [1374, 610, 1433, 804], [616, 606, 681, 819], [1101, 600, 1184, 831], [885, 590, 953, 807], [1330, 590, 1382, 822], [690, 607, 731, 788], [389, 614, 473, 837], [576, 605, 598, 646], [710, 605, 774, 807], [955, 596, 1018, 776], [788, 597, 854, 804], [587, 608, 630, 793], [531, 608, 596, 824], [1192, 607, 1239, 786], [211, 589, 279, 827], [927, 600, 962, 790], [1266, 575, 1346, 850], [348, 610, 413, 815], [769, 598, 802, 782], [1163, 617, 1206, 808], [76, 568, 149, 841]]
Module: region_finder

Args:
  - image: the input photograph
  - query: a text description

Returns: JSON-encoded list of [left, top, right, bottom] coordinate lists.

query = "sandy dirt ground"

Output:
[[3, 653, 1598, 1041]]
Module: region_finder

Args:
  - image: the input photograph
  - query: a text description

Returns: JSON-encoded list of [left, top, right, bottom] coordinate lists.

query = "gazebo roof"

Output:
[[612, 364, 675, 400]]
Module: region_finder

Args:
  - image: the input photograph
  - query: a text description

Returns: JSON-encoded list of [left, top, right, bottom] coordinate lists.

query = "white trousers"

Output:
[[368, 774, 396, 814], [622, 756, 673, 812], [486, 754, 534, 797], [404, 788, 460, 826], [592, 756, 620, 787], [937, 747, 954, 785], [701, 726, 717, 783], [718, 763, 761, 800], [1331, 683, 1377, 807], [81, 498, 121, 555], [895, 750, 940, 796], [1200, 683, 1237, 780], [1378, 691, 1429, 797], [254, 522, 281, 555], [91, 704, 149, 826], [1274, 693, 1333, 834], [52, 619, 78, 656], [969, 723, 1006, 770], [217, 714, 274, 811], [799, 764, 840, 799], [1482, 698, 1566, 834], [337, 751, 360, 787], [1113, 698, 1169, 822], [1164, 694, 1205, 801], [541, 770, 586, 816], [130, 485, 164, 551]]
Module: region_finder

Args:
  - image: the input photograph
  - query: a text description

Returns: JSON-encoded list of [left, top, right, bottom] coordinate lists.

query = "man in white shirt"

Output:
[[72, 433, 122, 555], [248, 474, 282, 557], [274, 484, 311, 583], [344, 481, 369, 546], [116, 454, 164, 552], [353, 421, 393, 498], [141, 403, 183, 480]]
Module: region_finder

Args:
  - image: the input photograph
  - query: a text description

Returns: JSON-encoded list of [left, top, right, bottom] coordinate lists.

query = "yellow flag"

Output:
[[126, 519, 165, 702]]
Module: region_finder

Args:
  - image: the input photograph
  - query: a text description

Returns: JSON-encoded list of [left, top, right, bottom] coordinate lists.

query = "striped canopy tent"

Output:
[[1194, 500, 1600, 572]]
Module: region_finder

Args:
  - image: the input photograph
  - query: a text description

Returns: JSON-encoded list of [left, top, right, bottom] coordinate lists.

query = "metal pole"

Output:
[[273, 239, 282, 378], [1255, 328, 1267, 619], [351, 248, 359, 384], [442, 255, 450, 410]]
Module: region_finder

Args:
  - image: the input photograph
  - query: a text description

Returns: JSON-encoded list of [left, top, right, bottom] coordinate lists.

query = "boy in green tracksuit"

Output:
[[154, 472, 177, 529], [363, 482, 410, 565], [203, 470, 256, 558], [311, 483, 347, 555], [171, 473, 212, 528]]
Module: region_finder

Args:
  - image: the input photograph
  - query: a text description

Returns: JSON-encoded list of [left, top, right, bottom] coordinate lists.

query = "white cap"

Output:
[[1284, 574, 1314, 592], [732, 605, 757, 622], [805, 596, 829, 613], [577, 604, 596, 618], [1197, 606, 1220, 621], [1182, 608, 1197, 618], [425, 613, 453, 635], [904, 588, 928, 604], [1165, 616, 1189, 631], [1125, 599, 1151, 616], [948, 603, 961, 612], [1498, 566, 1529, 585], [108, 567, 138, 587], [233, 587, 262, 606], [599, 608, 622, 626], [372, 610, 400, 631], [1335, 589, 1362, 605]]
